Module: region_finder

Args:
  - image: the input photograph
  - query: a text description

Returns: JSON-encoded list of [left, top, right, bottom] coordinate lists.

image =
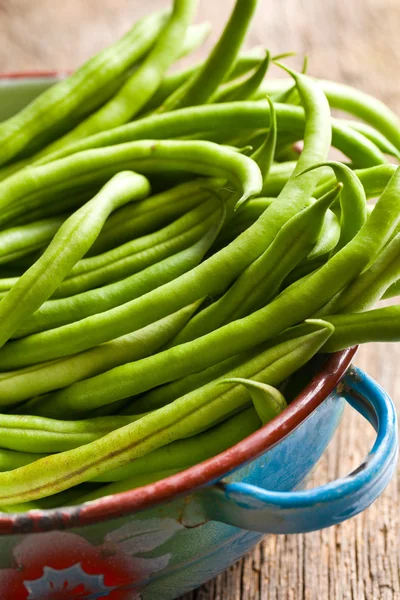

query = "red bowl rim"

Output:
[[0, 72, 357, 535], [0, 71, 67, 80], [0, 347, 356, 535]]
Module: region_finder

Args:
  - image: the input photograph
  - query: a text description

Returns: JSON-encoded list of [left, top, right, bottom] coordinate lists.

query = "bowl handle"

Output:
[[203, 366, 398, 534]]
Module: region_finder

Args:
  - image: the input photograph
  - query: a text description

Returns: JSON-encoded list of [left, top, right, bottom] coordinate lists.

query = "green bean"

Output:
[[0, 215, 66, 266], [0, 140, 261, 228], [125, 317, 330, 416], [316, 164, 397, 202], [322, 306, 400, 352], [211, 51, 271, 103], [171, 185, 341, 345], [279, 166, 400, 321], [0, 208, 217, 298], [35, 102, 384, 170], [184, 50, 293, 109], [31, 313, 334, 422], [0, 449, 46, 471], [0, 323, 333, 504], [0, 187, 222, 296], [299, 161, 367, 252], [0, 413, 145, 453], [90, 178, 216, 255], [251, 96, 277, 185], [382, 279, 400, 300], [345, 120, 400, 161], [0, 172, 150, 347], [136, 48, 267, 116], [318, 79, 400, 151], [255, 78, 400, 151], [355, 164, 397, 196], [179, 21, 212, 57], [0, 11, 169, 167], [307, 207, 340, 260], [0, 302, 202, 405], [64, 167, 400, 416], [220, 379, 286, 425], [0, 20, 213, 183], [237, 71, 332, 217], [15, 222, 221, 338], [58, 203, 221, 299], [261, 161, 297, 195], [92, 408, 261, 483], [157, 0, 259, 112], [42, 0, 196, 155], [0, 73, 328, 367], [127, 352, 252, 415], [318, 232, 400, 314], [62, 190, 219, 282]]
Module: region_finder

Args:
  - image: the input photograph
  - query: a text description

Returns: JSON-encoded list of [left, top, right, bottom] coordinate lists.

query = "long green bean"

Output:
[[157, 0, 259, 111], [0, 302, 202, 405], [14, 222, 221, 338], [0, 172, 150, 347], [41, 0, 197, 154], [0, 323, 333, 503], [0, 10, 169, 166]]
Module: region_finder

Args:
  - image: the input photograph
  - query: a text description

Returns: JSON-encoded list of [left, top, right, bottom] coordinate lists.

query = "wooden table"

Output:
[[1, 1, 399, 597]]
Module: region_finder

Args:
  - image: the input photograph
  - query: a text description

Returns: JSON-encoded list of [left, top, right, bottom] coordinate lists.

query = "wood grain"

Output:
[[1, 1, 399, 598]]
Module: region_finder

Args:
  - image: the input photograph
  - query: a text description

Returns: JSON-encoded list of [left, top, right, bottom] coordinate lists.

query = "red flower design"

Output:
[[0, 519, 180, 600]]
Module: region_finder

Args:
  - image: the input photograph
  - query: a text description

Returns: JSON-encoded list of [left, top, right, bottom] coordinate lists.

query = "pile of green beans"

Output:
[[0, 0, 399, 511]]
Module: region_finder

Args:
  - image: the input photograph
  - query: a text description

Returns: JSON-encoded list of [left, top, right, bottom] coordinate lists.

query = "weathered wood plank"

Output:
[[1, 1, 399, 598]]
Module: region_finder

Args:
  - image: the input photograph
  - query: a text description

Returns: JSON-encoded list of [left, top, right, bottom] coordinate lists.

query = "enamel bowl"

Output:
[[0, 75, 397, 600]]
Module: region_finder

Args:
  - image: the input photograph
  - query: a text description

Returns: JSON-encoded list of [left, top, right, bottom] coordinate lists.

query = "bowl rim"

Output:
[[0, 72, 357, 535], [0, 71, 67, 80], [0, 347, 356, 535]]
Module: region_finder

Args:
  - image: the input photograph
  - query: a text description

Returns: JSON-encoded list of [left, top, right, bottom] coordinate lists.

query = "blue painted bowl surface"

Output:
[[0, 388, 345, 600]]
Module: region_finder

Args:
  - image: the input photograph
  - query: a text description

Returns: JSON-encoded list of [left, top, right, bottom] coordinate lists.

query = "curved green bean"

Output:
[[0, 172, 150, 347], [211, 50, 271, 104], [0, 140, 261, 227], [322, 306, 400, 352], [220, 379, 287, 425], [0, 10, 169, 166], [157, 0, 259, 111], [319, 232, 400, 314], [254, 77, 400, 151], [35, 102, 384, 170], [15, 221, 221, 338], [0, 73, 329, 367], [0, 187, 222, 296], [171, 185, 341, 345], [0, 215, 66, 266], [93, 407, 261, 483], [90, 178, 216, 255], [251, 96, 277, 185], [0, 413, 143, 453], [0, 322, 333, 504], [0, 302, 201, 406], [42, 0, 196, 154], [299, 161, 367, 252], [0, 209, 219, 299]]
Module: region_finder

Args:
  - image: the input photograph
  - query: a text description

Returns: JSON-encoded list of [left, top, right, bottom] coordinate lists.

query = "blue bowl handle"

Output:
[[204, 366, 398, 534]]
